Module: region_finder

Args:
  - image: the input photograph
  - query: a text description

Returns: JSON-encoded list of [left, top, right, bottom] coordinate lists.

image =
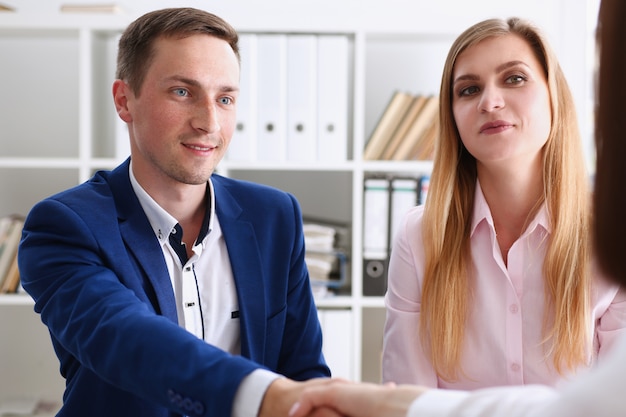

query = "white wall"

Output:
[[7, 0, 598, 168]]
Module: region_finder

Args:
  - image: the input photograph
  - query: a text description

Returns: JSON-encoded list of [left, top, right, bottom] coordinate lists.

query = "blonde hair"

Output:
[[420, 17, 591, 381]]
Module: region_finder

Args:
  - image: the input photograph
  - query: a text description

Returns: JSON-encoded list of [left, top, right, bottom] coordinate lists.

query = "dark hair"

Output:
[[116, 7, 240, 95], [594, 0, 626, 286]]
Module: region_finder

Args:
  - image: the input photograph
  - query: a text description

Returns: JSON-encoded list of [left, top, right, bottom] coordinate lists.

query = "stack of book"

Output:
[[0, 214, 24, 294], [304, 223, 337, 282], [364, 91, 439, 161], [303, 220, 349, 298]]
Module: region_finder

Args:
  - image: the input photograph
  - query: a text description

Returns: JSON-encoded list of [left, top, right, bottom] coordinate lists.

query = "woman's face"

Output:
[[451, 34, 551, 172]]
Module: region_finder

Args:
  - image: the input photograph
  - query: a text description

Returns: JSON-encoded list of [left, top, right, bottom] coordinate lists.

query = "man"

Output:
[[18, 7, 330, 417]]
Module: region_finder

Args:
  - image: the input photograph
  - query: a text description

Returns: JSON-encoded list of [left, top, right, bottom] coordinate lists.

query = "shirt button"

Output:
[[509, 304, 519, 314], [511, 363, 521, 372]]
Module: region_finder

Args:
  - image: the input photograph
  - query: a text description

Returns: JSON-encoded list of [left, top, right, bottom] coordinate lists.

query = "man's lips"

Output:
[[184, 143, 216, 151], [480, 120, 513, 134]]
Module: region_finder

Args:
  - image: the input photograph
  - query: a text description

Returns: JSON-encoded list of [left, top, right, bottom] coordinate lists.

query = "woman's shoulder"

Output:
[[393, 204, 426, 244]]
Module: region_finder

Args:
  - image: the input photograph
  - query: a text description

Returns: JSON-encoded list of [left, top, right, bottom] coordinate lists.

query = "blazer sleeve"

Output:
[[18, 196, 261, 417]]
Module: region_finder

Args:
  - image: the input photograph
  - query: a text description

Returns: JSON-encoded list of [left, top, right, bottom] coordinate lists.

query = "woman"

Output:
[[382, 16, 626, 389], [288, 1, 626, 416]]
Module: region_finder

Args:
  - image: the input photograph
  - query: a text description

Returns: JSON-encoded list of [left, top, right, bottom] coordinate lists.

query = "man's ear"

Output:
[[112, 79, 133, 123]]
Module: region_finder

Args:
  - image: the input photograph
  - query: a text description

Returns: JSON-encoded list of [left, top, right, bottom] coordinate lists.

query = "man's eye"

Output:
[[173, 88, 189, 97], [219, 97, 233, 105]]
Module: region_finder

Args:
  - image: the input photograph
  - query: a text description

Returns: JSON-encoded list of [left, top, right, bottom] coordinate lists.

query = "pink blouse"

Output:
[[383, 182, 626, 389]]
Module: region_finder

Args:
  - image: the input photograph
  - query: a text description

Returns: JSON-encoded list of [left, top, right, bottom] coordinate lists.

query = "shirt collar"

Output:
[[470, 179, 551, 237], [128, 161, 214, 246]]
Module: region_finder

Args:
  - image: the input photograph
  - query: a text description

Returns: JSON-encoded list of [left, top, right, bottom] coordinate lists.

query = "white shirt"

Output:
[[129, 165, 278, 417]]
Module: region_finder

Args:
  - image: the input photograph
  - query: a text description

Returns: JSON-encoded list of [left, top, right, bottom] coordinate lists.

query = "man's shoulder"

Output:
[[212, 174, 291, 199], [35, 164, 129, 220], [211, 174, 298, 218]]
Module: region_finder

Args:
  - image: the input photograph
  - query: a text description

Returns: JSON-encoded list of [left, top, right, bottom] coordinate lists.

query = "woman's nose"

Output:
[[478, 86, 505, 112]]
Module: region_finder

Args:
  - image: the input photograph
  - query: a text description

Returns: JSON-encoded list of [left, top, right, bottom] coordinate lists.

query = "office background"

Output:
[[0, 0, 599, 411]]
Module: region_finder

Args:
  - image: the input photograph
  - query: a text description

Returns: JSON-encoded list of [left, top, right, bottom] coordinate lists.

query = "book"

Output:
[[391, 95, 439, 160], [409, 111, 439, 160], [363, 91, 413, 160], [0, 253, 19, 293], [303, 219, 350, 295], [0, 216, 23, 288], [379, 94, 428, 160]]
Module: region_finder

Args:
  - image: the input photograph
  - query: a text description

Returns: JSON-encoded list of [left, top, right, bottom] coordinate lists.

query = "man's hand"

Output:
[[287, 379, 428, 417], [259, 377, 346, 417]]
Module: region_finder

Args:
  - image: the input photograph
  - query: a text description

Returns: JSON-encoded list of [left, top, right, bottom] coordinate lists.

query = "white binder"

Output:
[[363, 177, 391, 256], [256, 34, 288, 162], [286, 35, 318, 162], [390, 177, 419, 247], [362, 177, 391, 296], [228, 33, 257, 162], [317, 35, 349, 162]]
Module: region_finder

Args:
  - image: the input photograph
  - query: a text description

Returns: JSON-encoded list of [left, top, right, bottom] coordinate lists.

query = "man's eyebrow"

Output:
[[164, 75, 239, 93]]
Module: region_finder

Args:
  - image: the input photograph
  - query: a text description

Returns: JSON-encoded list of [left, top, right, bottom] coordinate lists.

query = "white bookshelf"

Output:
[[0, 0, 595, 406]]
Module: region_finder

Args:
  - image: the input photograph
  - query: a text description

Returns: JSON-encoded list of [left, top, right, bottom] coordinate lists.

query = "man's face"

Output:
[[116, 34, 240, 188]]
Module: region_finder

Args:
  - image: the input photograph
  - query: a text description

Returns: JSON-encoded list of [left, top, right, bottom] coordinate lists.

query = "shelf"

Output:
[[0, 294, 33, 306], [314, 295, 354, 309], [220, 160, 357, 172], [361, 160, 434, 173], [0, 157, 84, 169]]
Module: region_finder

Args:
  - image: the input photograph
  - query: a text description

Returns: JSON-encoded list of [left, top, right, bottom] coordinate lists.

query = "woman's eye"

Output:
[[459, 85, 479, 96], [506, 74, 527, 84]]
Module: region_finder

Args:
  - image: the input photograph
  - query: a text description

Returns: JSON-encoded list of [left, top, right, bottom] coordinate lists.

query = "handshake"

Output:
[[262, 377, 427, 417]]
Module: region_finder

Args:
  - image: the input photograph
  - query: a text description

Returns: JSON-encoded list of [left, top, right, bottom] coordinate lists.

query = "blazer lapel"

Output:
[[213, 176, 267, 363], [108, 161, 178, 324]]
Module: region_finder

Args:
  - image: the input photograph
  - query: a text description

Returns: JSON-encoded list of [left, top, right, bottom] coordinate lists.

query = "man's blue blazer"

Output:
[[18, 159, 330, 417]]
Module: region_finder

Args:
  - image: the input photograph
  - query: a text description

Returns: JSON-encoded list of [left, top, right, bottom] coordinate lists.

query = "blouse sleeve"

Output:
[[382, 206, 438, 387]]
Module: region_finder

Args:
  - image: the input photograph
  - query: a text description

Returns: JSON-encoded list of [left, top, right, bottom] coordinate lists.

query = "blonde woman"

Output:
[[382, 17, 626, 389], [289, 3, 626, 416]]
